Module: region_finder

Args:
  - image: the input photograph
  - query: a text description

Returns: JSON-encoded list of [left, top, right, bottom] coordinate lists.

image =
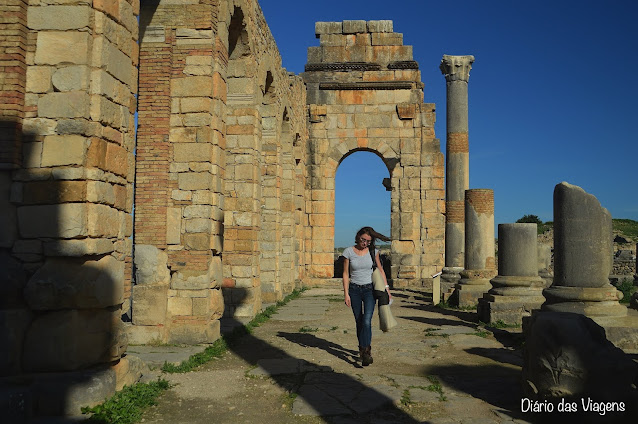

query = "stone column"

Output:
[[440, 55, 474, 287], [477, 224, 545, 325], [542, 182, 626, 317], [454, 189, 495, 307]]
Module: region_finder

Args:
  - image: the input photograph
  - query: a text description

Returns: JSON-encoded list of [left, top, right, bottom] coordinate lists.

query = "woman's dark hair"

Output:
[[355, 226, 390, 253]]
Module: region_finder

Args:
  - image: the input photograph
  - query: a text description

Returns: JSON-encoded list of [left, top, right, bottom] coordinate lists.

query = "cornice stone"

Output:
[[304, 62, 382, 72], [319, 81, 416, 90], [388, 60, 419, 70]]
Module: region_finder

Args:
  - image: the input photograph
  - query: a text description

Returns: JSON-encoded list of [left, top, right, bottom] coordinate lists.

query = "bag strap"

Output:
[[370, 246, 377, 270]]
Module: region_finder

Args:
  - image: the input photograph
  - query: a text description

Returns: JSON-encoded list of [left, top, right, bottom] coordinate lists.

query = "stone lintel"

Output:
[[440, 55, 475, 82]]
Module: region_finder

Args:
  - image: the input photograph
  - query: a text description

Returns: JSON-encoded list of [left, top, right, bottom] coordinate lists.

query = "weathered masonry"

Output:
[[0, 0, 444, 416], [303, 20, 445, 287]]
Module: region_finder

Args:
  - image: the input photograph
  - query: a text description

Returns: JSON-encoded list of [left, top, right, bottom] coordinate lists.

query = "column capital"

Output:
[[440, 55, 475, 82]]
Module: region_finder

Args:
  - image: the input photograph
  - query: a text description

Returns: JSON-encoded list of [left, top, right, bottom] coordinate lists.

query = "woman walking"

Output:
[[342, 227, 391, 366]]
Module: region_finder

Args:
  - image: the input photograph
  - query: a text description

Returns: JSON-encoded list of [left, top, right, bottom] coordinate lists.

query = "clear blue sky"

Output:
[[260, 0, 638, 247]]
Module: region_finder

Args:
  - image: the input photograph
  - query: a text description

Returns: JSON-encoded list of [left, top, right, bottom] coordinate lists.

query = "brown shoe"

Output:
[[362, 346, 373, 366]]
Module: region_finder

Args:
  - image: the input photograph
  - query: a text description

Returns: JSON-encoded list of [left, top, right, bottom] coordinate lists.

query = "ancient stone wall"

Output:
[[132, 0, 309, 345], [302, 20, 445, 287], [0, 0, 140, 415]]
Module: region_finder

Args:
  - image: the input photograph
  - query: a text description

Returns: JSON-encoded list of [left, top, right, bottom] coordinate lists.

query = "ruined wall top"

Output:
[[315, 20, 394, 37], [307, 20, 415, 69]]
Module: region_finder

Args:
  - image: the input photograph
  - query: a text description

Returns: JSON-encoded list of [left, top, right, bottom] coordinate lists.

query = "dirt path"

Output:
[[139, 288, 532, 424]]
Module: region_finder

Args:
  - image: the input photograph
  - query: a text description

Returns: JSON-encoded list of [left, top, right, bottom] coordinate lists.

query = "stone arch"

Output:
[[303, 20, 445, 287], [228, 5, 251, 61]]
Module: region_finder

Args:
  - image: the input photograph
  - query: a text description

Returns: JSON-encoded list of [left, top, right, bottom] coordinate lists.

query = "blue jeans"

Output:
[[349, 283, 375, 348]]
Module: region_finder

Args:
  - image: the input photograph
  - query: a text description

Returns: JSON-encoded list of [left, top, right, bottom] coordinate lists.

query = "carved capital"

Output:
[[440, 55, 475, 82]]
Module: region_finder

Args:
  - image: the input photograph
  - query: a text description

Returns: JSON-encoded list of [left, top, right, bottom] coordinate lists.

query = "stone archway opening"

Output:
[[334, 150, 391, 278]]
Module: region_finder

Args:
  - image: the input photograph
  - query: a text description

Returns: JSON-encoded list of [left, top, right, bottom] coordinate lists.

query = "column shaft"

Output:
[[440, 55, 474, 284]]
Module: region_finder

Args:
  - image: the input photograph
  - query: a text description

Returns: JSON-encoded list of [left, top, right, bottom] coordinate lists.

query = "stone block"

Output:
[[18, 203, 87, 238], [174, 143, 212, 162], [87, 180, 115, 204], [132, 284, 168, 326], [167, 296, 192, 316], [93, 36, 133, 86], [178, 172, 212, 190], [171, 269, 214, 290], [126, 323, 166, 345], [315, 22, 343, 36], [368, 20, 393, 33], [35, 31, 90, 65], [41, 134, 88, 167], [371, 32, 403, 46], [165, 207, 182, 245], [25, 255, 125, 310], [168, 318, 220, 344], [134, 244, 170, 286], [38, 92, 90, 119], [52, 65, 89, 91], [112, 356, 146, 391], [29, 5, 91, 30], [184, 233, 210, 250], [23, 308, 127, 372], [343, 20, 367, 34], [44, 239, 114, 256], [87, 203, 121, 237], [172, 76, 213, 97], [105, 142, 128, 176], [210, 288, 224, 319], [32, 367, 116, 416], [26, 66, 52, 93]]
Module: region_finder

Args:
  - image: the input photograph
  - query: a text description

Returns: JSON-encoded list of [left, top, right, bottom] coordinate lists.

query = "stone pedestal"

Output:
[[478, 224, 545, 325], [453, 189, 495, 307], [542, 182, 626, 317], [440, 55, 474, 285]]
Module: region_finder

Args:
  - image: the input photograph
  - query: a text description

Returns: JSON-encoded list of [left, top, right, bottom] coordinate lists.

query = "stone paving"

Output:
[[132, 287, 545, 423]]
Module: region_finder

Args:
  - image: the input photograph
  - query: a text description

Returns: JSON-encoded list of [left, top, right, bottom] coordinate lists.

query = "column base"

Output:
[[453, 278, 492, 308], [477, 292, 545, 326], [542, 284, 627, 318]]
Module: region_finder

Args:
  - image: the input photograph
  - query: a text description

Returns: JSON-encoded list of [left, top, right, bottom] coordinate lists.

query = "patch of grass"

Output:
[[618, 278, 637, 305], [82, 378, 170, 424], [431, 344, 439, 348], [282, 391, 298, 410], [613, 218, 638, 240], [426, 376, 446, 401], [330, 326, 339, 331], [343, 330, 348, 334], [400, 389, 411, 407], [435, 300, 476, 311], [162, 288, 306, 373], [480, 320, 521, 329], [299, 326, 319, 333], [328, 297, 343, 303], [424, 328, 449, 338], [473, 330, 490, 338]]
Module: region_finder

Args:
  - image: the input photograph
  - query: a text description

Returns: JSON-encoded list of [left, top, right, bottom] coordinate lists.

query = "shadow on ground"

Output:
[[222, 289, 428, 423]]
